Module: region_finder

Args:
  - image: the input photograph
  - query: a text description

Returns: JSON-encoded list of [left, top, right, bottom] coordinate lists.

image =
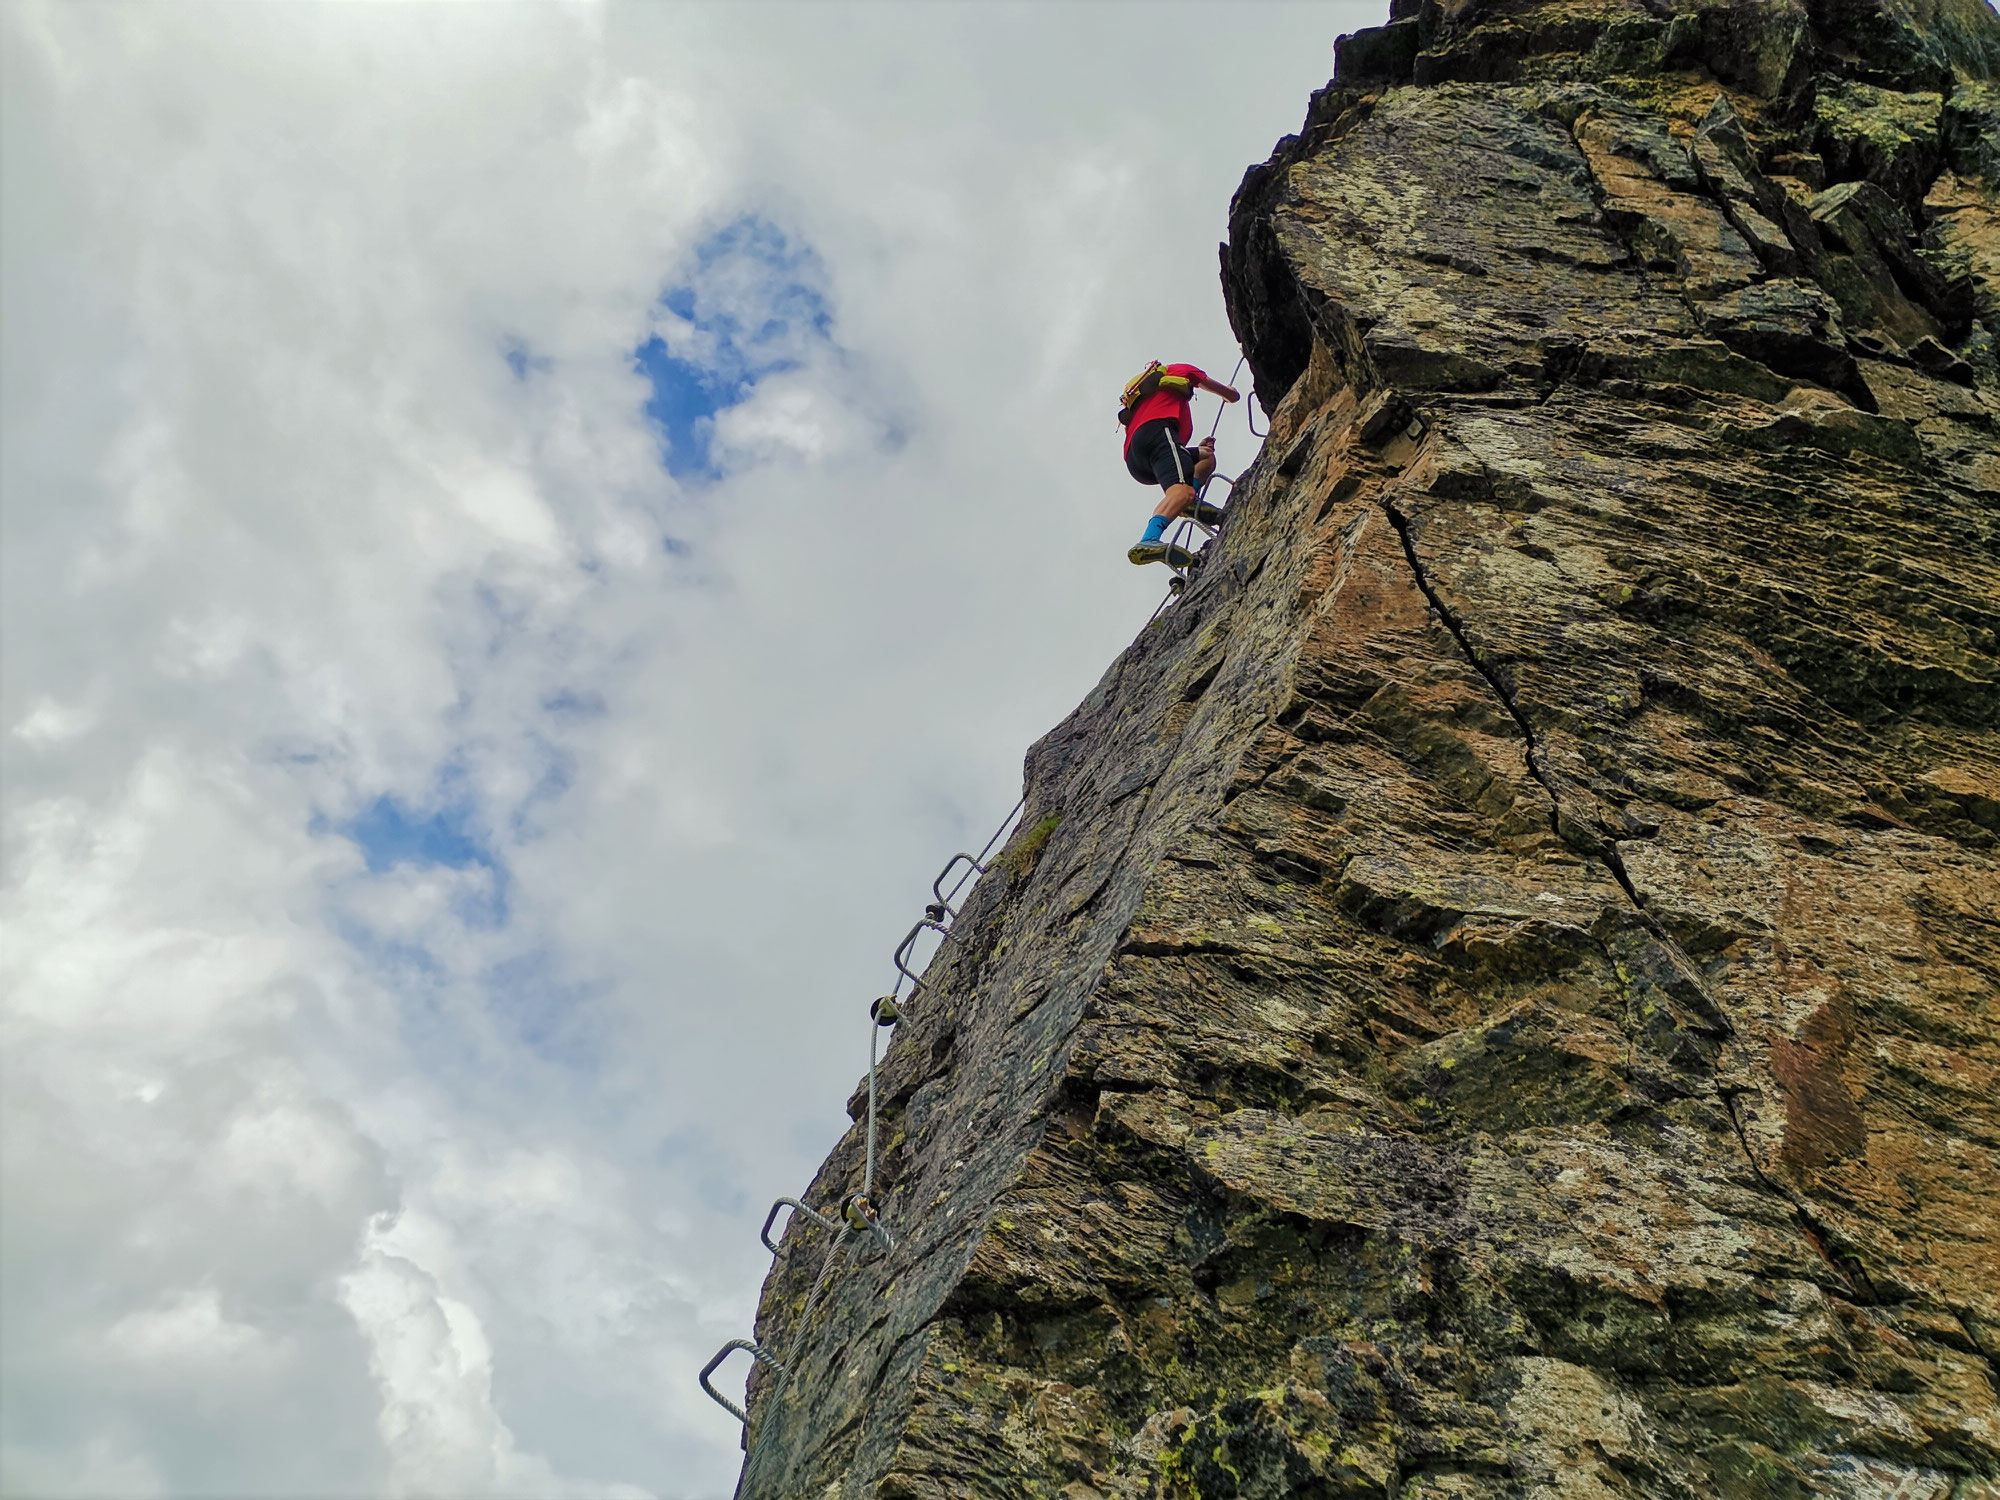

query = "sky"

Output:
[[0, 3, 1378, 1495]]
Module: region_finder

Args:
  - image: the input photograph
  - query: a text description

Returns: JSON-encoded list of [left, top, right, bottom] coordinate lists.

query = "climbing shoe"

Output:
[[1189, 498, 1225, 528], [1129, 541, 1196, 569]]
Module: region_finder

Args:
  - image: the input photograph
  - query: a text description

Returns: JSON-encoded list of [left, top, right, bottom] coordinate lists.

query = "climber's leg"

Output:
[[1129, 477, 1198, 564], [1185, 438, 1227, 528], [1128, 422, 1204, 564], [1150, 481, 1198, 521]]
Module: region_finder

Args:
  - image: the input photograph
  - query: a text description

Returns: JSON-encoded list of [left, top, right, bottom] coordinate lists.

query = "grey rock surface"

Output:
[[734, 0, 2000, 1492]]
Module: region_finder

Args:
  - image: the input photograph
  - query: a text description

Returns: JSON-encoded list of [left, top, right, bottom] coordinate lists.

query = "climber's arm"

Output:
[[1196, 374, 1241, 403]]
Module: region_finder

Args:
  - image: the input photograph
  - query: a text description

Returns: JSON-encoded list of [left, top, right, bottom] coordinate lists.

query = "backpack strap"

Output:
[[1123, 360, 1202, 426], [1119, 362, 1198, 426], [1119, 361, 1164, 423]]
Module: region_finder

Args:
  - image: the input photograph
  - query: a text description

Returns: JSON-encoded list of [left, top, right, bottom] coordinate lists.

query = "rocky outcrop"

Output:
[[734, 0, 2000, 1494]]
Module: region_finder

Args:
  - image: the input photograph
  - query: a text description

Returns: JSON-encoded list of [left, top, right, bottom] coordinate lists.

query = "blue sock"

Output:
[[1141, 515, 1169, 544]]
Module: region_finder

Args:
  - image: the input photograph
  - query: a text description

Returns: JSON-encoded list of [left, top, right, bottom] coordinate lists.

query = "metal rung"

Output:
[[700, 1339, 784, 1426], [761, 1196, 838, 1255], [892, 919, 949, 989], [693, 794, 1026, 1435], [930, 852, 986, 916]]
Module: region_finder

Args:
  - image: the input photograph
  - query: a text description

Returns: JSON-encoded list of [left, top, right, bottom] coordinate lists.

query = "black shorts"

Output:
[[1125, 418, 1201, 491]]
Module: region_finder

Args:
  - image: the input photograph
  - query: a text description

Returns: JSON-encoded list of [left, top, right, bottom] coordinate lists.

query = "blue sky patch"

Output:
[[344, 794, 489, 874], [635, 216, 836, 482], [632, 339, 749, 482], [482, 949, 615, 1073], [503, 337, 551, 381], [541, 689, 607, 720]]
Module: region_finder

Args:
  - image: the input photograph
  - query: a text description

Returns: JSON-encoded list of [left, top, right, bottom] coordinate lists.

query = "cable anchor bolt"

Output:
[[870, 995, 902, 1027], [841, 1193, 894, 1253]]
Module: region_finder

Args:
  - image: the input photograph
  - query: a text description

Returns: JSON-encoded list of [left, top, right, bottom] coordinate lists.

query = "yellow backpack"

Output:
[[1118, 362, 1193, 427]]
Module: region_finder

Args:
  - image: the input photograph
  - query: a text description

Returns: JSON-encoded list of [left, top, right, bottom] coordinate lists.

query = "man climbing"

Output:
[[1120, 361, 1240, 565]]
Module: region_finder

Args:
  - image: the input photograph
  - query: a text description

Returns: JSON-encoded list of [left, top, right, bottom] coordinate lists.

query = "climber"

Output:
[[1119, 361, 1240, 565]]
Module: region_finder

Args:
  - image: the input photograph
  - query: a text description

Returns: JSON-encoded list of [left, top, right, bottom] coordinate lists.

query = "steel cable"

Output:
[[738, 1224, 853, 1496], [701, 796, 1025, 1494], [710, 351, 1268, 1480]]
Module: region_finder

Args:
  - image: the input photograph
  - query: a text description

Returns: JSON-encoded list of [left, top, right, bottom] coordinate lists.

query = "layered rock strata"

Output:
[[737, 0, 2000, 1493]]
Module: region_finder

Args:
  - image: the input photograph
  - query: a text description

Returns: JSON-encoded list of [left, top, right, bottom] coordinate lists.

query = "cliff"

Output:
[[730, 0, 2000, 1492]]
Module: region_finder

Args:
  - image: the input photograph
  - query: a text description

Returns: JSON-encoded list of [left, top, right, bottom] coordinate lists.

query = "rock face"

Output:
[[735, 0, 2000, 1493]]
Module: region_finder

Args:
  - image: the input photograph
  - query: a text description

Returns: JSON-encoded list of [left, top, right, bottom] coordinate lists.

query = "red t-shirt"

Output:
[[1123, 363, 1206, 455]]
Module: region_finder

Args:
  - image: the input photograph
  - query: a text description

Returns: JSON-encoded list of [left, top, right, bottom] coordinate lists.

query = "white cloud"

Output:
[[711, 371, 876, 469], [11, 697, 97, 746], [205, 1071, 376, 1211], [106, 1286, 288, 1375], [1, 1, 1375, 1494], [0, 1437, 168, 1500], [340, 1238, 594, 1500], [433, 460, 566, 560]]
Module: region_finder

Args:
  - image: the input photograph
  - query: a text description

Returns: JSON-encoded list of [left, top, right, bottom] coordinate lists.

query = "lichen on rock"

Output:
[[734, 0, 2000, 1493]]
